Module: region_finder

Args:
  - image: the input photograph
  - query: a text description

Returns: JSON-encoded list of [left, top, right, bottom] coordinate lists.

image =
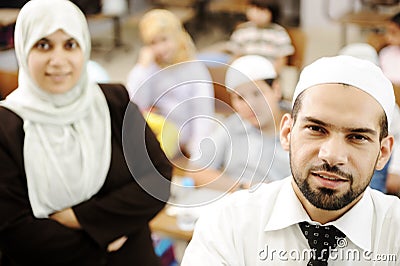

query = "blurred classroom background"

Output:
[[1, 0, 400, 100]]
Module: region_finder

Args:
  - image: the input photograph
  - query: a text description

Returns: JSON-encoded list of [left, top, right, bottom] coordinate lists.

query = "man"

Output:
[[181, 55, 400, 265], [187, 55, 290, 191]]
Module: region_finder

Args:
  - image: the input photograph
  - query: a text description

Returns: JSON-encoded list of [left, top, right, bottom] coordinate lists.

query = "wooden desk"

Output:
[[149, 184, 224, 242], [150, 208, 193, 242]]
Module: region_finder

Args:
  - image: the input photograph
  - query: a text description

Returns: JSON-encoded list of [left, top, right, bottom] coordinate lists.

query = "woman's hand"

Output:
[[107, 236, 128, 252], [49, 208, 81, 229], [50, 208, 127, 252], [137, 46, 155, 67]]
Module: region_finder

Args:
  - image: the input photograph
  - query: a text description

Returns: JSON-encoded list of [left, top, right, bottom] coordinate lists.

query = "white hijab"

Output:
[[0, 0, 111, 218]]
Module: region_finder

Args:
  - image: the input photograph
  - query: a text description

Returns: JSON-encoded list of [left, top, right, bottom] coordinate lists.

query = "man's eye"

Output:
[[348, 134, 368, 142], [307, 125, 323, 132]]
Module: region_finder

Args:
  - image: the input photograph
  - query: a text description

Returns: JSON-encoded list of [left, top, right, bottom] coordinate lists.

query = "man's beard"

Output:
[[292, 162, 371, 210]]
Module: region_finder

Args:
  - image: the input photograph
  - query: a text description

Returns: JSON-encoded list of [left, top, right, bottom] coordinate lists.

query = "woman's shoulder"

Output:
[[0, 106, 23, 127], [0, 106, 24, 144], [99, 83, 129, 105]]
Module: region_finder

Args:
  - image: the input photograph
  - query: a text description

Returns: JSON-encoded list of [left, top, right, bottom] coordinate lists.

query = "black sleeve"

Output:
[[73, 84, 172, 248], [0, 107, 105, 265]]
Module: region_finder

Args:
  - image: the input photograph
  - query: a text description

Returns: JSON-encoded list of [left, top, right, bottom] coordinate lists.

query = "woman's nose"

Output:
[[48, 47, 68, 66]]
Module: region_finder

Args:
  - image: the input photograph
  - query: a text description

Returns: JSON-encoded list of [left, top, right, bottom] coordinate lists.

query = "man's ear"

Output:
[[375, 135, 394, 170], [280, 113, 292, 151]]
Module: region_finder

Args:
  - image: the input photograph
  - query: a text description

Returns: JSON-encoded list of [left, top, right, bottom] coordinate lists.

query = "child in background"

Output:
[[126, 9, 215, 158], [379, 12, 400, 85], [186, 55, 290, 191], [378, 13, 400, 195], [225, 0, 294, 73]]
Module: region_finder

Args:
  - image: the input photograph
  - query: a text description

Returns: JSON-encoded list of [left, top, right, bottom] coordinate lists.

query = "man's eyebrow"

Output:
[[302, 116, 378, 135]]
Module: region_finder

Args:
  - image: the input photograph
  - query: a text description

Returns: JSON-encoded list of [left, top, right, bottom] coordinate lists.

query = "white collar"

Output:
[[264, 176, 372, 251]]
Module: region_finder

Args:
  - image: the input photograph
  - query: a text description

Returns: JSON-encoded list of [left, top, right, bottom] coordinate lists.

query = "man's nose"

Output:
[[318, 135, 348, 166]]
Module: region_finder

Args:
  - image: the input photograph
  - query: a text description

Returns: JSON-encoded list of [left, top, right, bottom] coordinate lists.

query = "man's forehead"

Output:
[[301, 83, 383, 108], [292, 56, 394, 130], [297, 85, 383, 132]]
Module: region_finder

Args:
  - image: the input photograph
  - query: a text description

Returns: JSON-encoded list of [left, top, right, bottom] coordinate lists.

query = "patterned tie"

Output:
[[299, 222, 346, 266]]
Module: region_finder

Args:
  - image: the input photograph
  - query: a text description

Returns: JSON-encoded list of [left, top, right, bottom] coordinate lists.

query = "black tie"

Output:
[[299, 222, 346, 266]]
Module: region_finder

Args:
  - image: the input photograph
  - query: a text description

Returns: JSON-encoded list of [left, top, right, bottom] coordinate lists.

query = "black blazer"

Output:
[[0, 84, 172, 265]]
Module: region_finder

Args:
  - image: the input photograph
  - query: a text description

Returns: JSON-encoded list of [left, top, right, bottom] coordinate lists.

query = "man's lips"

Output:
[[311, 171, 349, 189], [312, 171, 348, 181]]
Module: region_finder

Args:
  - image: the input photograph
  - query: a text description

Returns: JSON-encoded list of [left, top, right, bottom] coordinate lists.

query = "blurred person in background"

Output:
[[379, 12, 400, 86], [126, 9, 215, 159], [186, 55, 290, 191], [225, 0, 294, 74]]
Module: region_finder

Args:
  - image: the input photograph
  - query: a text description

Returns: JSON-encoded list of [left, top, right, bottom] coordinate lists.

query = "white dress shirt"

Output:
[[182, 177, 400, 265]]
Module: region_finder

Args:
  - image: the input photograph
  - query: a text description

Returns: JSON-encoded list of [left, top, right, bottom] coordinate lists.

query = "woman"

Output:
[[126, 9, 215, 158], [0, 0, 172, 265]]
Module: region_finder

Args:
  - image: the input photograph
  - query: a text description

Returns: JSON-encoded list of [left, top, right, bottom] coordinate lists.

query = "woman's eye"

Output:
[[36, 41, 50, 50], [65, 40, 79, 50]]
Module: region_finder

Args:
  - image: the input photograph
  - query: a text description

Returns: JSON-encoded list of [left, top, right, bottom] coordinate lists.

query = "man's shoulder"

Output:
[[227, 177, 290, 210], [370, 188, 400, 217]]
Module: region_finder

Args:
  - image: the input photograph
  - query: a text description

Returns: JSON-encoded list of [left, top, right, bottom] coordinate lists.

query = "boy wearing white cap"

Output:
[[187, 55, 290, 191], [182, 55, 400, 265]]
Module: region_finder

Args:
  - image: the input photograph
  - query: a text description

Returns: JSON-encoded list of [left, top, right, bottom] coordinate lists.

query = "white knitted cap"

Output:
[[225, 55, 277, 90], [292, 55, 395, 128]]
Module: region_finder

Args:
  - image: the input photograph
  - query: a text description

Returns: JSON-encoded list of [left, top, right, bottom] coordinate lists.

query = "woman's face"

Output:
[[28, 29, 84, 94], [149, 32, 179, 65]]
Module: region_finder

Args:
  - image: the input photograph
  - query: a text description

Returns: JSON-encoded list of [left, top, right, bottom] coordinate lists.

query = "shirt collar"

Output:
[[264, 177, 310, 231], [264, 177, 373, 252], [328, 188, 373, 252]]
